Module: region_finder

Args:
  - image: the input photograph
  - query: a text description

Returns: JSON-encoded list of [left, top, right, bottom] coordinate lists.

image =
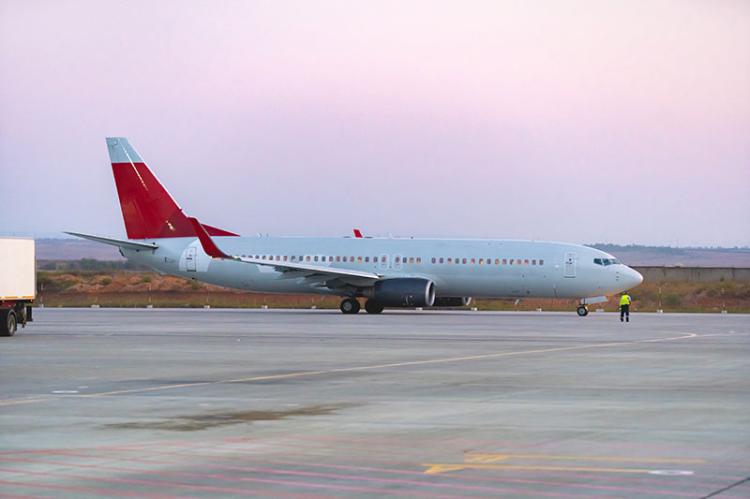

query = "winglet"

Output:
[[353, 228, 363, 238], [188, 217, 231, 259]]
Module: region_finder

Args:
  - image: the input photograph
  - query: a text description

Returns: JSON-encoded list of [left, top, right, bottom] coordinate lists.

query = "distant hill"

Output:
[[591, 244, 750, 267], [33, 239, 750, 267]]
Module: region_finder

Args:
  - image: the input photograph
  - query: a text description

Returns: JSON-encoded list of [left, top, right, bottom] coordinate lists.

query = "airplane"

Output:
[[68, 137, 643, 315]]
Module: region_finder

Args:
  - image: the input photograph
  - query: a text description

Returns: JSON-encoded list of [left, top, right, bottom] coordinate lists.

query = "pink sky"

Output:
[[1, 0, 749, 245]]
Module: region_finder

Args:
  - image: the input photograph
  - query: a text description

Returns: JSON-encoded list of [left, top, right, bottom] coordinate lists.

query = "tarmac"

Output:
[[1, 308, 748, 498]]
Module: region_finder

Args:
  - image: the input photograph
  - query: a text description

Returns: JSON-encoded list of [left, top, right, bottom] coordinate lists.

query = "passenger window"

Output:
[[305, 256, 311, 262], [462, 258, 467, 264], [357, 256, 363, 262], [532, 259, 536, 265], [447, 258, 452, 263], [539, 259, 544, 265], [416, 257, 422, 264], [314, 256, 319, 262], [524, 259, 529, 265], [350, 256, 355, 262], [409, 257, 414, 264], [431, 257, 436, 264], [502, 258, 507, 265], [479, 258, 484, 265], [495, 258, 500, 265], [365, 256, 370, 262], [439, 257, 444, 264]]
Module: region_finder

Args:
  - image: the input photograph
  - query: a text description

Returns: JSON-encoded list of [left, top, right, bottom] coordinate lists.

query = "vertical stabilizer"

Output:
[[106, 137, 237, 239]]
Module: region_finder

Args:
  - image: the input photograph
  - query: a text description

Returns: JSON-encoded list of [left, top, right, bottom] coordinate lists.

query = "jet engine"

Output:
[[432, 297, 472, 307], [365, 278, 436, 307]]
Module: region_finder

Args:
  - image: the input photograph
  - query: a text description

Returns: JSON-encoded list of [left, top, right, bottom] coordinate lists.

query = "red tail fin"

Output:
[[107, 138, 238, 239]]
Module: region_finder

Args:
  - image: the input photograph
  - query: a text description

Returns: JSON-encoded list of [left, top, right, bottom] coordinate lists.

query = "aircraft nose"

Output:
[[624, 267, 644, 288]]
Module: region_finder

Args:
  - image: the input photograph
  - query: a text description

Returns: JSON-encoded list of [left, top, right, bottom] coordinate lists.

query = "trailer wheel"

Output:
[[0, 310, 17, 337]]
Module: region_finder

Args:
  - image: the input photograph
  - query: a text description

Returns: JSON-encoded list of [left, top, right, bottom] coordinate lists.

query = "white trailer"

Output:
[[0, 238, 35, 336]]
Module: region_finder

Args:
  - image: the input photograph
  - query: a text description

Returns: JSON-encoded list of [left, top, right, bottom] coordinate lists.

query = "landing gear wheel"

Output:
[[1, 310, 17, 337], [576, 305, 589, 317], [340, 298, 361, 314], [364, 300, 384, 314]]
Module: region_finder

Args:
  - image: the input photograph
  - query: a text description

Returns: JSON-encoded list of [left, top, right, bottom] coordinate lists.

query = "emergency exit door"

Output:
[[378, 254, 389, 271], [563, 252, 576, 278]]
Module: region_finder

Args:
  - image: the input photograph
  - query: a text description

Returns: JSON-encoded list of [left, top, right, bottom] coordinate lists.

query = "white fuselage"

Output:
[[122, 236, 643, 300]]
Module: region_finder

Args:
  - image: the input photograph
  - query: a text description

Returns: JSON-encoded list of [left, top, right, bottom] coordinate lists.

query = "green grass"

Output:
[[35, 270, 750, 313]]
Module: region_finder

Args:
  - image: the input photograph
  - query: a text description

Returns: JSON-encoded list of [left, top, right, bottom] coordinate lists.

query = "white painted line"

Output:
[[649, 470, 694, 476]]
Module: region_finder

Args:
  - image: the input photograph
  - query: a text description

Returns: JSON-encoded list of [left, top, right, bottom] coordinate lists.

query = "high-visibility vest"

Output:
[[619, 294, 631, 306]]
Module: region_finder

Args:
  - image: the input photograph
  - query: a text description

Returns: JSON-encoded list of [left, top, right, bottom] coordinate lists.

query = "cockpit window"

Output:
[[594, 257, 620, 266]]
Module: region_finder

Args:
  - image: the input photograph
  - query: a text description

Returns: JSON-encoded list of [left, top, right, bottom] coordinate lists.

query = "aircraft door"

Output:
[[186, 247, 197, 272], [563, 252, 576, 278]]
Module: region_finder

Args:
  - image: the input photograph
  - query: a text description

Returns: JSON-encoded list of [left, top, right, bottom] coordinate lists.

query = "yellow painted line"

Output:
[[424, 463, 656, 475], [465, 453, 706, 464], [1, 331, 700, 405], [73, 332, 699, 398], [0, 398, 54, 407]]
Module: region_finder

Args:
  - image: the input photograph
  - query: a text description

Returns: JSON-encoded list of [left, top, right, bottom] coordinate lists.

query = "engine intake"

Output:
[[432, 297, 472, 307], [367, 278, 436, 307]]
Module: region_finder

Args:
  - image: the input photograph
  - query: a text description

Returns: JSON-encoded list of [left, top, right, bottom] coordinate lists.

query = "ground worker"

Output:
[[619, 292, 632, 322]]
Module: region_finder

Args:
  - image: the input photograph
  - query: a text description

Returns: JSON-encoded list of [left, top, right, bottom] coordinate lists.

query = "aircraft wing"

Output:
[[64, 232, 159, 251], [187, 218, 381, 284]]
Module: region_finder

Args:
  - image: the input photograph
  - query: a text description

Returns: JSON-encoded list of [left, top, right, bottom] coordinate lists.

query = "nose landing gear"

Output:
[[576, 305, 589, 317]]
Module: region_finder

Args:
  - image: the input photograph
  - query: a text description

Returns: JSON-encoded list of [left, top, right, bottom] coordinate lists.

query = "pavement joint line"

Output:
[[0, 331, 704, 406]]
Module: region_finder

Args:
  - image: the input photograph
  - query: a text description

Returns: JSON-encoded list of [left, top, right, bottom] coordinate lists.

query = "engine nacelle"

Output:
[[366, 278, 436, 307], [432, 297, 472, 307]]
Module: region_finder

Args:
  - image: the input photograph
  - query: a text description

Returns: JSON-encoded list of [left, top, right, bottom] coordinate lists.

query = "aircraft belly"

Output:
[[435, 271, 563, 299]]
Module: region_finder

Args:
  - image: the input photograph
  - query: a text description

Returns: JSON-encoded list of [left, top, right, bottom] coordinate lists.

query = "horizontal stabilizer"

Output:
[[64, 232, 159, 251]]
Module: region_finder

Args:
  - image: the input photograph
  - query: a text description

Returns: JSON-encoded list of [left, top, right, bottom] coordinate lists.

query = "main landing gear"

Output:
[[576, 305, 589, 317], [339, 298, 385, 314], [340, 298, 361, 314]]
